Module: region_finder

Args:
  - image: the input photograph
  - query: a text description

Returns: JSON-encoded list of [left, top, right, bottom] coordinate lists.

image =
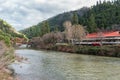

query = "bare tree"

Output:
[[72, 24, 86, 41], [97, 31, 104, 46], [42, 32, 64, 44], [64, 21, 86, 44], [63, 21, 72, 43]]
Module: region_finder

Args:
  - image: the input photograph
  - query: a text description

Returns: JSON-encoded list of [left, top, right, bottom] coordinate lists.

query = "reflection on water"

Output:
[[12, 49, 120, 80]]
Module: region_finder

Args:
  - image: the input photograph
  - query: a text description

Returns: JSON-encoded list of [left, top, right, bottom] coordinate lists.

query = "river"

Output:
[[11, 47, 120, 80]]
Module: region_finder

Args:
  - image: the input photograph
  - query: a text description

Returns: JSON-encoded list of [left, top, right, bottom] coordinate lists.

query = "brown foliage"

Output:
[[42, 32, 64, 44], [72, 24, 86, 40], [30, 32, 64, 48], [64, 21, 86, 42], [64, 21, 72, 41]]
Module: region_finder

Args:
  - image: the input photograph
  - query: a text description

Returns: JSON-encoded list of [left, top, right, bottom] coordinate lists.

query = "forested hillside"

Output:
[[0, 19, 27, 46], [80, 0, 120, 32], [20, 0, 120, 39]]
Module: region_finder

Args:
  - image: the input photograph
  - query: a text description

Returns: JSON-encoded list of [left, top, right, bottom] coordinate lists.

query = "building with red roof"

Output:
[[79, 31, 120, 45], [86, 31, 120, 38], [71, 31, 120, 45]]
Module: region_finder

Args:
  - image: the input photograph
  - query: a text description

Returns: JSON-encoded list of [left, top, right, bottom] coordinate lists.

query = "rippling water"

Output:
[[12, 49, 120, 80]]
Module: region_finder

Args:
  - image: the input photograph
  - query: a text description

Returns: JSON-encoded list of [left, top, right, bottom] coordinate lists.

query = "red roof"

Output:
[[86, 31, 120, 38]]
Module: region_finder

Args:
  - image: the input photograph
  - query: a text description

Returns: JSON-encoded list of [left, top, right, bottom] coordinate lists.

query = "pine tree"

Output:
[[72, 12, 79, 25], [41, 21, 50, 36], [45, 21, 50, 33], [97, 1, 99, 5], [99, 0, 102, 4], [88, 14, 97, 33], [54, 26, 59, 32]]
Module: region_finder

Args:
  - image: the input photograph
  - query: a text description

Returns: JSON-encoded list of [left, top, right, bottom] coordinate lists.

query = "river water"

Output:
[[11, 48, 120, 80]]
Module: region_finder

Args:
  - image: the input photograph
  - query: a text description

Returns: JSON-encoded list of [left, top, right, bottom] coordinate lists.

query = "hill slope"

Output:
[[20, 7, 89, 38], [0, 19, 27, 46], [20, 0, 120, 39]]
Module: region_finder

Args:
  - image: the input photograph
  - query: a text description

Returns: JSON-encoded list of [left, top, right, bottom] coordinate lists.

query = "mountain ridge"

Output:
[[20, 0, 120, 39]]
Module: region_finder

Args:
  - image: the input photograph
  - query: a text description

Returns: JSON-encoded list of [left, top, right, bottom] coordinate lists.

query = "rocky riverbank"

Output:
[[0, 41, 15, 80]]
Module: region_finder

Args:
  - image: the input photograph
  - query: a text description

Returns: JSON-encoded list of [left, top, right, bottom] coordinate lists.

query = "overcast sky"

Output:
[[0, 0, 110, 30]]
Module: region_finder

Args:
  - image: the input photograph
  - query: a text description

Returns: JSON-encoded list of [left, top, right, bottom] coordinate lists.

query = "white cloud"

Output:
[[0, 0, 111, 30], [35, 0, 47, 3]]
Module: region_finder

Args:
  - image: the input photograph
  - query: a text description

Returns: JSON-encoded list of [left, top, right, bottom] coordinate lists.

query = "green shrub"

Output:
[[0, 35, 4, 40], [4, 36, 11, 47], [0, 34, 11, 47]]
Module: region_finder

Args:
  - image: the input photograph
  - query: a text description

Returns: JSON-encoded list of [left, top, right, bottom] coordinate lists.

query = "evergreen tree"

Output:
[[41, 21, 50, 36], [54, 26, 59, 32], [88, 14, 97, 32], [72, 12, 79, 24]]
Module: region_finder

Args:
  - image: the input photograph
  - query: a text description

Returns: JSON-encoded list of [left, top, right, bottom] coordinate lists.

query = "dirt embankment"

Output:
[[0, 41, 15, 80]]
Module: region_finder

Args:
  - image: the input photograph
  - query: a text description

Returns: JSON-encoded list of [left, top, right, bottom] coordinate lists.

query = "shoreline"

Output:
[[0, 41, 16, 80], [30, 44, 120, 58]]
